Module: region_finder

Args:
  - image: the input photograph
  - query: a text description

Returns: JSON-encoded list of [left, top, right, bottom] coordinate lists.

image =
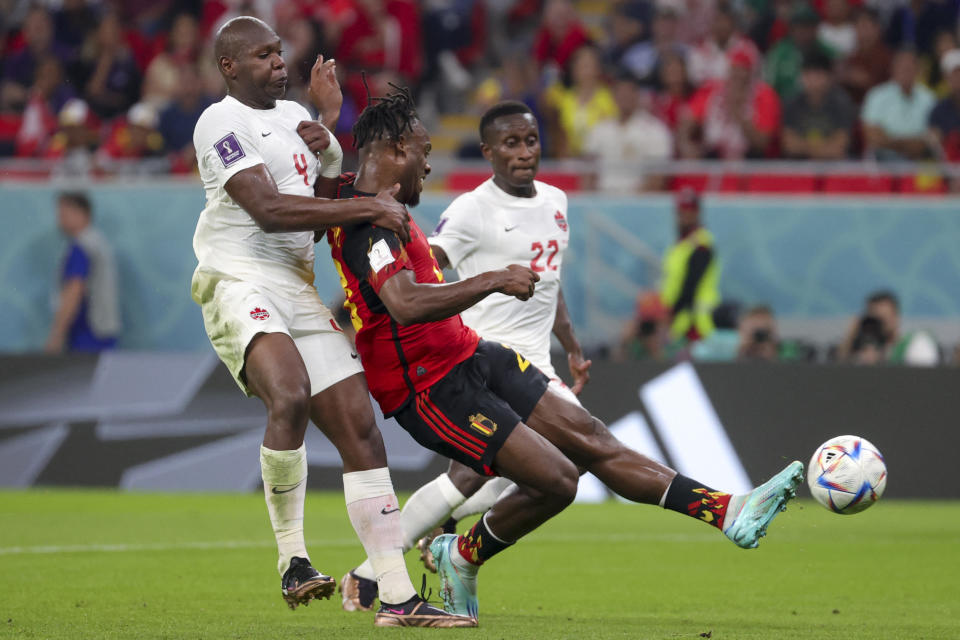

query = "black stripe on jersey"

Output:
[[389, 318, 416, 412]]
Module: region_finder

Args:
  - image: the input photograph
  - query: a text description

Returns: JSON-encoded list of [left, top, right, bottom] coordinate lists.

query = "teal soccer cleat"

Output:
[[429, 533, 479, 619], [723, 461, 804, 549]]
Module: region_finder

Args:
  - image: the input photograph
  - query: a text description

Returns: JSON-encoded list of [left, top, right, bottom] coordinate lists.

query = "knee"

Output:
[[447, 463, 489, 496], [546, 457, 579, 508], [265, 380, 311, 426]]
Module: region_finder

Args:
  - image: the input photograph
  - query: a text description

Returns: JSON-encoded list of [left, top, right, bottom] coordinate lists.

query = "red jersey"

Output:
[[329, 175, 480, 415]]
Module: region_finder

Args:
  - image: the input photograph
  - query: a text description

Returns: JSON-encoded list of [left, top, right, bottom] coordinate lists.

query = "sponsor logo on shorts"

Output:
[[468, 413, 497, 437], [555, 210, 568, 231], [250, 307, 270, 320], [214, 132, 245, 167]]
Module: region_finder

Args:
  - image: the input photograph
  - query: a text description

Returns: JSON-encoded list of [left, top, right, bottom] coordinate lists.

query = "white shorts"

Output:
[[196, 275, 362, 397], [548, 377, 582, 407]]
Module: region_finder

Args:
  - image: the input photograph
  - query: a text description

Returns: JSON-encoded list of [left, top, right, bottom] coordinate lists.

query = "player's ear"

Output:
[[218, 56, 234, 78], [480, 141, 492, 162]]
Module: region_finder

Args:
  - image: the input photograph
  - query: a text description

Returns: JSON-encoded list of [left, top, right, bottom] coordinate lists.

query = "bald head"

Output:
[[214, 16, 275, 67]]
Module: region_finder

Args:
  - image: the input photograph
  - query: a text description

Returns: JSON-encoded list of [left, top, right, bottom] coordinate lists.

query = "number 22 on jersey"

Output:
[[530, 240, 559, 273]]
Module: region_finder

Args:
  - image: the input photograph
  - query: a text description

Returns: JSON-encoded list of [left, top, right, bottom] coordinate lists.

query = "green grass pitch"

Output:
[[0, 490, 957, 639]]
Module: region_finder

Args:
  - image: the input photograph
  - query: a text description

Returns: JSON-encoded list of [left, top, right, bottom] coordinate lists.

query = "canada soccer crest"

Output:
[[250, 307, 270, 320], [554, 210, 568, 231]]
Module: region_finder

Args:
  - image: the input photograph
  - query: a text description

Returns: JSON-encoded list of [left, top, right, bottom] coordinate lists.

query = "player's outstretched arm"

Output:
[[378, 264, 538, 326], [553, 289, 591, 394], [224, 168, 410, 242]]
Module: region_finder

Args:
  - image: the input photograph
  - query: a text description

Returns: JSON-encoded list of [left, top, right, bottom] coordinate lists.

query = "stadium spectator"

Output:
[[14, 56, 75, 157], [532, 0, 592, 73], [666, 0, 718, 47], [616, 6, 686, 87], [737, 305, 779, 362], [661, 188, 720, 343], [543, 44, 617, 158], [421, 0, 486, 94], [924, 29, 958, 96], [68, 10, 142, 120], [764, 4, 829, 99], [817, 0, 857, 58], [743, 0, 792, 52], [782, 50, 856, 160], [46, 98, 98, 177], [617, 290, 672, 361], [603, 1, 649, 80], [52, 0, 100, 57], [929, 49, 960, 162], [1, 7, 71, 112], [840, 8, 892, 104], [653, 51, 695, 134], [679, 43, 781, 159], [862, 48, 936, 161], [159, 65, 213, 172], [838, 290, 940, 366], [584, 75, 672, 192], [142, 12, 203, 108], [97, 101, 165, 166], [884, 0, 960, 55], [45, 192, 121, 353], [687, 3, 757, 86]]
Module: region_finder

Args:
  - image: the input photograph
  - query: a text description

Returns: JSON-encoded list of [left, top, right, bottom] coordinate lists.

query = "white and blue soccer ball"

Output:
[[807, 435, 887, 514]]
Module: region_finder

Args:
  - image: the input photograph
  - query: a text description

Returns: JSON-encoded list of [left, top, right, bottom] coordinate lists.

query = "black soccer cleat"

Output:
[[281, 556, 336, 610], [374, 595, 477, 627], [339, 570, 379, 611]]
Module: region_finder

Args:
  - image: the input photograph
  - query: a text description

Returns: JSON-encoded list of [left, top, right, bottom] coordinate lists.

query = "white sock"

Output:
[[353, 473, 466, 582], [344, 468, 416, 605], [450, 477, 514, 521], [260, 444, 309, 576]]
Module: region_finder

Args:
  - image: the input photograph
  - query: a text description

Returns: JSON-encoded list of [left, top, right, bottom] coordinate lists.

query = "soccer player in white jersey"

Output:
[[191, 16, 472, 627], [339, 101, 592, 610]]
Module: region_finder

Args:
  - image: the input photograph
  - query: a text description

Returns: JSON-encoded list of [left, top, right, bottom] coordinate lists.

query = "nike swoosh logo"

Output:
[[385, 608, 405, 615], [380, 507, 400, 515], [271, 481, 302, 494], [261, 132, 272, 137], [351, 353, 359, 359], [504, 225, 518, 232]]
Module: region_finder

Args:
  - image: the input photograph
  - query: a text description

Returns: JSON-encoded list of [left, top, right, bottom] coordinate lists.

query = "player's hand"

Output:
[[296, 120, 332, 156], [307, 54, 342, 129], [371, 184, 411, 243], [567, 351, 592, 395], [497, 264, 539, 301]]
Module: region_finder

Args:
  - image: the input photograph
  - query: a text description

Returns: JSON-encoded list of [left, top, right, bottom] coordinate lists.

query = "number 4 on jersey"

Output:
[[530, 240, 559, 272]]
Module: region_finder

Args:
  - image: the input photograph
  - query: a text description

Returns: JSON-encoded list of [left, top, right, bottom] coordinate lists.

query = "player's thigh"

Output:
[[309, 371, 386, 472], [491, 421, 579, 503], [198, 277, 308, 399], [287, 291, 364, 397], [525, 385, 619, 469], [473, 340, 550, 424]]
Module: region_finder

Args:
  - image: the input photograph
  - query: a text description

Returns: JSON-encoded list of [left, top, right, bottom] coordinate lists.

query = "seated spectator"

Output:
[[619, 7, 686, 86], [925, 29, 958, 97], [765, 3, 829, 99], [617, 291, 672, 361], [604, 2, 649, 80], [544, 44, 617, 158], [142, 12, 202, 108], [862, 48, 937, 161], [1, 7, 72, 112], [838, 290, 940, 366], [840, 7, 892, 104], [422, 0, 486, 93], [885, 0, 959, 55], [817, 0, 856, 58], [687, 2, 758, 86], [929, 49, 960, 162], [653, 51, 694, 134], [744, 0, 792, 52], [679, 44, 781, 159], [159, 65, 213, 173], [584, 75, 672, 192], [15, 56, 75, 157], [68, 10, 142, 120], [737, 305, 779, 362], [53, 0, 100, 57], [46, 98, 98, 177], [782, 51, 855, 160], [532, 0, 591, 75], [97, 101, 164, 164]]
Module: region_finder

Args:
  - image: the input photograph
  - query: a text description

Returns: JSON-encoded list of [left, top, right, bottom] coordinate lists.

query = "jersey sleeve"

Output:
[[429, 194, 482, 269], [341, 225, 412, 294], [62, 244, 90, 280], [193, 106, 264, 186]]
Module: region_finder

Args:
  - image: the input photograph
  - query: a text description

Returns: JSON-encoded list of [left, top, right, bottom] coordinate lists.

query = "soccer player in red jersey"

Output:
[[325, 86, 804, 621]]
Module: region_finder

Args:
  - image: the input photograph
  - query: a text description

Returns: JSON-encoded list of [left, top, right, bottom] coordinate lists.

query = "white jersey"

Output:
[[430, 178, 569, 378], [192, 95, 320, 293]]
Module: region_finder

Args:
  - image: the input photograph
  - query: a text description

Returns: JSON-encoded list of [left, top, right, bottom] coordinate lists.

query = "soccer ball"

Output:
[[807, 435, 887, 514]]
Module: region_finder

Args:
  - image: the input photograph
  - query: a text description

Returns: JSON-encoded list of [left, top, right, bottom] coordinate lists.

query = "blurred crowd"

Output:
[[5, 0, 960, 179]]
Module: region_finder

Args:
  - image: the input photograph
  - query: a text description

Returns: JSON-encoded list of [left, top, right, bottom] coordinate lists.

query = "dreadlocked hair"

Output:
[[352, 78, 419, 150]]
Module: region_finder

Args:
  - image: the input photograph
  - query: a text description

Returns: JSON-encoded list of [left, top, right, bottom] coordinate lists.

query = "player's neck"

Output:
[[492, 175, 536, 198], [354, 163, 396, 197], [227, 89, 276, 110]]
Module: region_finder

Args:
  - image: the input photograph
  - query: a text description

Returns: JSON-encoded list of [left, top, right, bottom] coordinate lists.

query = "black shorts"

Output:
[[394, 340, 550, 476]]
